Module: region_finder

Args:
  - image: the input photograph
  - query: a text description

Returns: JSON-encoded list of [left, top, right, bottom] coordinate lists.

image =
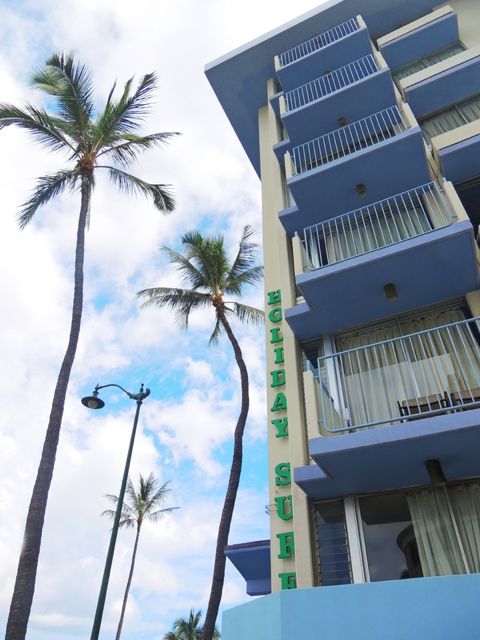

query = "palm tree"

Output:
[[138, 226, 263, 640], [1, 53, 177, 639], [163, 609, 220, 640], [102, 473, 178, 639]]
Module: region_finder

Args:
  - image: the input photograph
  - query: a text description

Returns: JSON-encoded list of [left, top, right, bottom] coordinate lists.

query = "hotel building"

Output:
[[206, 1, 480, 637]]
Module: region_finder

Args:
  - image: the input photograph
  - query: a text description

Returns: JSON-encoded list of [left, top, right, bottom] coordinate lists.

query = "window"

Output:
[[313, 500, 352, 586], [393, 42, 465, 84], [300, 338, 324, 372], [420, 95, 480, 144], [359, 492, 422, 580], [456, 177, 480, 234], [359, 483, 480, 580], [313, 482, 480, 588]]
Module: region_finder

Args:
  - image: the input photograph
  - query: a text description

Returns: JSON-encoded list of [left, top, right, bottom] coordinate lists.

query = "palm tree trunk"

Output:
[[202, 310, 249, 640], [116, 524, 142, 640], [6, 175, 91, 640]]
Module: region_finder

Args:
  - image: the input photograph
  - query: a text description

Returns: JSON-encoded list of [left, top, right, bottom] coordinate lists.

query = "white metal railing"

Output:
[[316, 317, 480, 433], [302, 182, 453, 270], [279, 17, 360, 68], [285, 54, 379, 112], [290, 106, 409, 175]]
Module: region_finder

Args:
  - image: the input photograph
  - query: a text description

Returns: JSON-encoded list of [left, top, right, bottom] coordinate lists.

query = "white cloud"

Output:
[[0, 0, 324, 637]]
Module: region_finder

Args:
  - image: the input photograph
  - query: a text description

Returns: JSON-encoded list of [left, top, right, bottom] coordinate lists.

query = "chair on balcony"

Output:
[[449, 387, 480, 409], [397, 392, 450, 419]]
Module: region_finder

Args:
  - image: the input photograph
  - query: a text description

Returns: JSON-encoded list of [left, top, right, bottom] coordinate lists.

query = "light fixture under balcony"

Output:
[[425, 459, 447, 487], [384, 282, 398, 302], [338, 116, 347, 127], [356, 183, 367, 197]]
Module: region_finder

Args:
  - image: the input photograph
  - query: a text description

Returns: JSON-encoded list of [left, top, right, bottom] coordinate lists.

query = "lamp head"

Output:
[[81, 388, 105, 410]]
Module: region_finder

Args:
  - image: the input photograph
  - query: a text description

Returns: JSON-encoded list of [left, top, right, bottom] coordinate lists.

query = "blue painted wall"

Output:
[[222, 574, 480, 640]]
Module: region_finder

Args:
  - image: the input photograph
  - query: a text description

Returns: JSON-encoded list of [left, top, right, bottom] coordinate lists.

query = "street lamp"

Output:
[[81, 382, 150, 640]]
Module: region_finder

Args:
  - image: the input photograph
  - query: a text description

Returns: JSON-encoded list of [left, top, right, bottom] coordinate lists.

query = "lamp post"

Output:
[[81, 382, 150, 640]]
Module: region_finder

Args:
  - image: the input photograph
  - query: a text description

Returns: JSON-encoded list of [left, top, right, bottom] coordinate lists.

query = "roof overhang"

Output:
[[205, 0, 440, 175]]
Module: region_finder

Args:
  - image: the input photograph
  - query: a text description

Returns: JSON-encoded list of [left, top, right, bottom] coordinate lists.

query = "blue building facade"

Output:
[[206, 1, 480, 637]]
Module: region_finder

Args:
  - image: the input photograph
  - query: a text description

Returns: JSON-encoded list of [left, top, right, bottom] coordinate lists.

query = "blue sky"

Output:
[[0, 1, 322, 638]]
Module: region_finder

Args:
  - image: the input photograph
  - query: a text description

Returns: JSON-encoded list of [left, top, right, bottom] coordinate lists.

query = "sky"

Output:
[[0, 1, 323, 638]]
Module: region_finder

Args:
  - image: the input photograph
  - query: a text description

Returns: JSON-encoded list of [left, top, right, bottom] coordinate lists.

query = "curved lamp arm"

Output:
[[93, 383, 151, 402]]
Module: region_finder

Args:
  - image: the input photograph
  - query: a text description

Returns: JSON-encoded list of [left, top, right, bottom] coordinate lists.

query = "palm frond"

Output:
[[92, 73, 167, 152], [226, 302, 265, 325], [0, 103, 75, 152], [208, 316, 222, 345], [227, 225, 259, 283], [32, 53, 94, 144], [137, 286, 211, 329], [225, 265, 264, 295], [161, 247, 207, 290], [181, 230, 230, 293], [102, 166, 175, 212], [18, 169, 79, 229], [104, 473, 177, 532], [100, 508, 136, 529], [97, 131, 178, 167], [145, 506, 180, 523]]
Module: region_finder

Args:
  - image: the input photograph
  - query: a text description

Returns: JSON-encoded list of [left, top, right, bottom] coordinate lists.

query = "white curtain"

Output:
[[450, 483, 480, 573], [305, 200, 432, 269], [407, 483, 480, 577], [394, 42, 464, 83], [407, 488, 466, 576], [333, 308, 480, 428], [421, 95, 480, 144]]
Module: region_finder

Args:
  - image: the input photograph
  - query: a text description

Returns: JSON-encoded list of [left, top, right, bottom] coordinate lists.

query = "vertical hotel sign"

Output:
[[267, 289, 296, 590]]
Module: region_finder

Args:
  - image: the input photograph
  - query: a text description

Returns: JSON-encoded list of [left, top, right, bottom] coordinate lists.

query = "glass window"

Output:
[[393, 42, 465, 83], [300, 338, 324, 372], [313, 500, 351, 586], [358, 483, 480, 581], [420, 95, 480, 144], [359, 493, 421, 581]]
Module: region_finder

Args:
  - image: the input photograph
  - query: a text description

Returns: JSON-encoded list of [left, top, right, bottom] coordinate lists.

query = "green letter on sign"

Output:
[[270, 327, 283, 344], [275, 495, 293, 520], [273, 346, 284, 364], [277, 531, 295, 559], [267, 290, 282, 305], [271, 392, 287, 412], [268, 307, 283, 323], [270, 369, 286, 388], [278, 572, 297, 590], [271, 417, 288, 437], [275, 462, 291, 486]]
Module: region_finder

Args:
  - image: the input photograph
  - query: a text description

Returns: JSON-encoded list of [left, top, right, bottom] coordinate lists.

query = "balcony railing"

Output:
[[316, 317, 480, 433], [285, 54, 379, 112], [302, 182, 453, 271], [290, 106, 409, 175], [279, 17, 360, 68]]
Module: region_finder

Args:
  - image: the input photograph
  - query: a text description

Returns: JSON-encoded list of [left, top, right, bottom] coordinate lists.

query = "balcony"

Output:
[[275, 16, 372, 91], [280, 53, 396, 143], [431, 120, 480, 184], [281, 105, 430, 233], [285, 182, 479, 338], [294, 317, 480, 501], [378, 5, 459, 71], [300, 182, 452, 272], [399, 45, 480, 120], [318, 316, 480, 433]]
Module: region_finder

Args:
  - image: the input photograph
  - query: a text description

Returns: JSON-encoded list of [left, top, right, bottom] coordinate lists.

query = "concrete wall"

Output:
[[223, 574, 480, 640]]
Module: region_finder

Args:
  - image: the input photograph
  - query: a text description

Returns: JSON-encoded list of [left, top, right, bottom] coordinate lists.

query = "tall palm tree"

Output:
[[0, 53, 177, 639], [163, 609, 220, 640], [103, 473, 178, 639], [138, 226, 263, 640]]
